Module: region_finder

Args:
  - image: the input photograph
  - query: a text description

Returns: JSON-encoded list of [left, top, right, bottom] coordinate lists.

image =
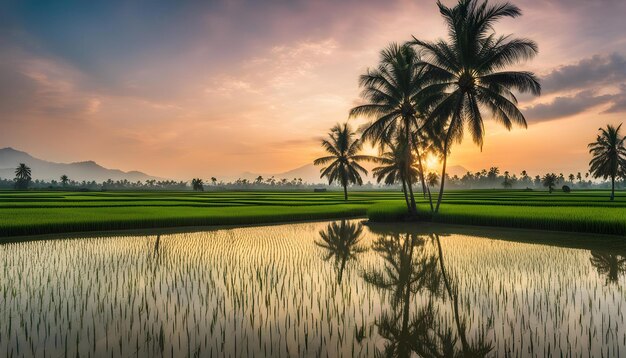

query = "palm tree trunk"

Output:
[[434, 234, 469, 355], [435, 126, 453, 213], [414, 144, 434, 212], [401, 177, 411, 213], [611, 176, 615, 201], [343, 183, 348, 201], [406, 175, 417, 216], [404, 122, 417, 215]]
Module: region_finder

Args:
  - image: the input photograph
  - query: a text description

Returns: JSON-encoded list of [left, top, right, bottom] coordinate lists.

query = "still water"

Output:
[[1, 220, 625, 357]]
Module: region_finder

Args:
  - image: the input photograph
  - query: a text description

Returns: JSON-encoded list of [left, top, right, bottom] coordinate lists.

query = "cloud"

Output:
[[522, 52, 626, 123], [541, 53, 626, 93], [524, 91, 611, 122]]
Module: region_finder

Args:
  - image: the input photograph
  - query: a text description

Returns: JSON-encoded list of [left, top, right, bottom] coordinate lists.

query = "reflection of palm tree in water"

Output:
[[361, 233, 441, 357], [432, 233, 493, 357], [315, 220, 367, 284], [153, 234, 161, 258], [362, 232, 493, 357], [590, 251, 626, 284]]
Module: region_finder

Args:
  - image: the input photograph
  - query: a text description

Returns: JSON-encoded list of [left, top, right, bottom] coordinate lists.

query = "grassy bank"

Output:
[[1, 190, 625, 237], [368, 201, 626, 236]]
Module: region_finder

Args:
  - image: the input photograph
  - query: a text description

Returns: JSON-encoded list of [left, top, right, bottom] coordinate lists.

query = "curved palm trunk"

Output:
[[434, 234, 469, 355], [401, 177, 411, 213], [435, 126, 453, 213], [611, 176, 615, 201]]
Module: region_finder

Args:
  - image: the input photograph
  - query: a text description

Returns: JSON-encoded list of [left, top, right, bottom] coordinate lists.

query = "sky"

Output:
[[1, 0, 625, 180]]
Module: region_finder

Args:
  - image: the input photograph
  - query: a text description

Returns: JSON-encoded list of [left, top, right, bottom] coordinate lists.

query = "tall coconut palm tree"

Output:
[[588, 124, 626, 200], [371, 135, 420, 212], [412, 0, 541, 212], [350, 43, 439, 214], [60, 175, 69, 186], [14, 163, 32, 190], [314, 123, 377, 200]]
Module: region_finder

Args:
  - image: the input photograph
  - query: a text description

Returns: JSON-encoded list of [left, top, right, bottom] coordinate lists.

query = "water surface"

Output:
[[1, 221, 625, 357]]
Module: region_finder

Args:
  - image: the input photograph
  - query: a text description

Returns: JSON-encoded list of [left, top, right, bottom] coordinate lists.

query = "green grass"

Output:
[[1, 189, 626, 237]]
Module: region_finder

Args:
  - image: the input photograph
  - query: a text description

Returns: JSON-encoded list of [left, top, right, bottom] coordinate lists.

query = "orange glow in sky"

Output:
[[1, 0, 625, 180]]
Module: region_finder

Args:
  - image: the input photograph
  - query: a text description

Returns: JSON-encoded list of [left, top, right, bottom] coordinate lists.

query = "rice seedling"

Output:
[[0, 220, 625, 356]]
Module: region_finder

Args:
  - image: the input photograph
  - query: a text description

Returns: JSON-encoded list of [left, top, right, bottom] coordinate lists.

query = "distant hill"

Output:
[[242, 163, 471, 184], [0, 147, 162, 182], [447, 165, 470, 177], [240, 163, 325, 184]]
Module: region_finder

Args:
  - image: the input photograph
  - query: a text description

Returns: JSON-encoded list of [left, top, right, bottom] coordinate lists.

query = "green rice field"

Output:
[[1, 189, 625, 237]]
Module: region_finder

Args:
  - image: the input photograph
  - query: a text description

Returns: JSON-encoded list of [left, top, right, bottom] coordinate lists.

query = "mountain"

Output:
[[447, 165, 470, 177], [0, 147, 162, 182], [241, 163, 471, 184], [240, 164, 324, 184]]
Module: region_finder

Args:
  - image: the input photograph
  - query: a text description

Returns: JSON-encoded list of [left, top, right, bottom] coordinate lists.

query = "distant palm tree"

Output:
[[372, 135, 419, 211], [60, 174, 69, 186], [191, 178, 204, 191], [211, 177, 217, 185], [314, 123, 377, 200], [588, 124, 626, 200], [350, 43, 435, 214], [412, 0, 540, 212], [14, 163, 32, 190], [426, 172, 439, 189], [542, 173, 558, 193]]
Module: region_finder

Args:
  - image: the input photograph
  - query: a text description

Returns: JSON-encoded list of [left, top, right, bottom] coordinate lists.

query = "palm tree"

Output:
[[542, 173, 557, 193], [412, 0, 540, 212], [211, 177, 217, 185], [191, 178, 204, 191], [60, 175, 69, 187], [315, 221, 367, 284], [371, 134, 419, 212], [314, 123, 377, 200], [14, 163, 32, 190], [588, 124, 626, 200], [426, 172, 439, 189], [349, 43, 436, 214]]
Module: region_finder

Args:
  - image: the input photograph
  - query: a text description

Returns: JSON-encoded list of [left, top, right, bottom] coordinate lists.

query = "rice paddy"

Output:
[[1, 220, 625, 356], [1, 189, 626, 237]]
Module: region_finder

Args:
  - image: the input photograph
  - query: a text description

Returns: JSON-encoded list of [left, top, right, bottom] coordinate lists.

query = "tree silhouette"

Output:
[[60, 175, 69, 187], [588, 124, 626, 200], [372, 133, 420, 211], [541, 173, 557, 193], [412, 0, 540, 212], [191, 178, 204, 191], [14, 163, 32, 190], [350, 43, 435, 214], [314, 123, 377, 200]]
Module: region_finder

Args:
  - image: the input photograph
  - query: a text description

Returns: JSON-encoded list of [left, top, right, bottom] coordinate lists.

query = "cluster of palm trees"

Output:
[[315, 0, 540, 215]]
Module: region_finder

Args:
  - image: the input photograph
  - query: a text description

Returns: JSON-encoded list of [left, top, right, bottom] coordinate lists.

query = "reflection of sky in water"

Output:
[[1, 220, 625, 356]]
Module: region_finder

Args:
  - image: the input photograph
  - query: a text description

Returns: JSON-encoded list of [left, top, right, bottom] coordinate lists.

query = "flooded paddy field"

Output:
[[1, 220, 625, 357]]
